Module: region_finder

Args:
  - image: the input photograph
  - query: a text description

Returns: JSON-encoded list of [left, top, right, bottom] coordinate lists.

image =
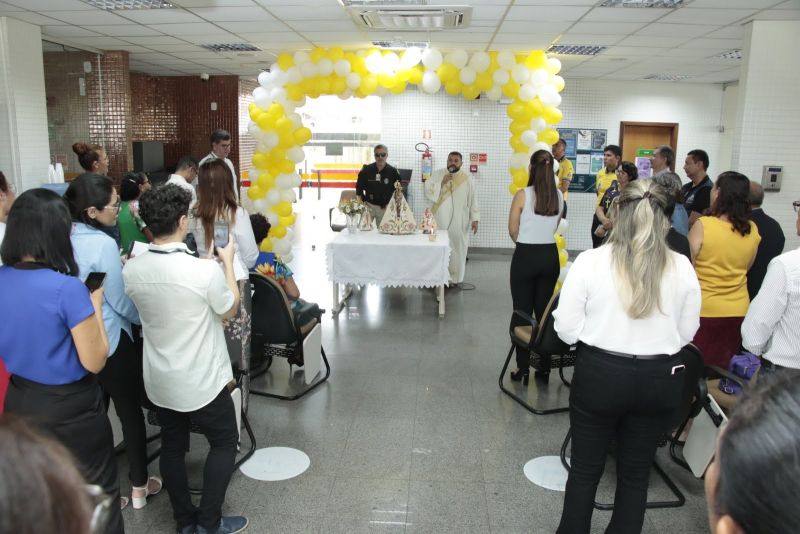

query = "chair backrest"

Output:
[[249, 272, 297, 345], [340, 190, 357, 203], [533, 293, 572, 356], [670, 343, 706, 428]]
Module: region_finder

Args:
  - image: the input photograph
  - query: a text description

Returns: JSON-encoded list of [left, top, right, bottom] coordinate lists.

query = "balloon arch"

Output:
[[246, 46, 566, 263]]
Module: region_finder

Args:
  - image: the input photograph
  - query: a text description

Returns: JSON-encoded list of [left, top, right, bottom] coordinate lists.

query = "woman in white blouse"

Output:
[[552, 179, 701, 534], [191, 159, 258, 372]]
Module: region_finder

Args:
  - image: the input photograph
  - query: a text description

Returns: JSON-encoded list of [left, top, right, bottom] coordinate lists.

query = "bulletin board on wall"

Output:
[[558, 128, 608, 193]]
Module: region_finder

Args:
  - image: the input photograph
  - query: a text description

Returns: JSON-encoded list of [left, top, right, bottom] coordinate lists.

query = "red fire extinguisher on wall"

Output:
[[417, 143, 433, 182]]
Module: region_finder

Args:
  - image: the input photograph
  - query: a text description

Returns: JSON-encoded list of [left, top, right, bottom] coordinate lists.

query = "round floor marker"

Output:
[[239, 447, 310, 481], [524, 455, 570, 491]]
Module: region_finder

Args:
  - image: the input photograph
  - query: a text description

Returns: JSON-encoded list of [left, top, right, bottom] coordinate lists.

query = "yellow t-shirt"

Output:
[[595, 168, 616, 207], [557, 157, 574, 201], [695, 216, 761, 317]]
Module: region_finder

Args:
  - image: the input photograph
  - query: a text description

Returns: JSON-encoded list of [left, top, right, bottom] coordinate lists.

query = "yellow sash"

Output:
[[432, 171, 467, 214]]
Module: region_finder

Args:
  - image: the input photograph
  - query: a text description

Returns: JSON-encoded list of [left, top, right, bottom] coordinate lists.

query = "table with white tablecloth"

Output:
[[326, 231, 451, 316]]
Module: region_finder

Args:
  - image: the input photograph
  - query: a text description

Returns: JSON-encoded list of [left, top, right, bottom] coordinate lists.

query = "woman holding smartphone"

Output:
[[191, 159, 258, 373], [552, 180, 701, 534], [0, 188, 123, 533], [65, 174, 162, 511]]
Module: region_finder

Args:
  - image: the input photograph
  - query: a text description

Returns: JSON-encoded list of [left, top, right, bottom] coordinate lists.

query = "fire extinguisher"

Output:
[[417, 142, 433, 182]]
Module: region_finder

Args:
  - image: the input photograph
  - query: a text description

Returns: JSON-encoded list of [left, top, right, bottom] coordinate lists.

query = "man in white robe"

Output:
[[424, 151, 480, 286]]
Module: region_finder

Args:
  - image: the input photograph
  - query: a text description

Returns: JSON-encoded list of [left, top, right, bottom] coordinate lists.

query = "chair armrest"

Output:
[[510, 309, 538, 330], [707, 364, 748, 390]]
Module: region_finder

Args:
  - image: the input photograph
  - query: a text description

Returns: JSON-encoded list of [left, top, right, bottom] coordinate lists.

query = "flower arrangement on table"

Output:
[[338, 197, 366, 216]]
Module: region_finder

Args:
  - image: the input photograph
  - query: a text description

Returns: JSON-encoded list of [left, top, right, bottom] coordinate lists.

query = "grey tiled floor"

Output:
[[120, 197, 710, 534]]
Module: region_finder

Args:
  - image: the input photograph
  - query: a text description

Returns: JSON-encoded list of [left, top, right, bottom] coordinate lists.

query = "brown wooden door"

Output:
[[619, 122, 679, 170]]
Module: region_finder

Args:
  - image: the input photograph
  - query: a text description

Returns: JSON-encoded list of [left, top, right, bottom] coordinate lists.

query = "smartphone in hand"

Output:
[[84, 272, 106, 293], [213, 221, 230, 251]]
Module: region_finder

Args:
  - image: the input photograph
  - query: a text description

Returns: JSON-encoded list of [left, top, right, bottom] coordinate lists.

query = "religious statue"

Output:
[[421, 207, 437, 235], [379, 180, 416, 235]]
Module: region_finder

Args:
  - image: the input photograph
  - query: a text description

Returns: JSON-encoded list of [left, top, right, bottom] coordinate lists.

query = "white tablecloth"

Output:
[[326, 231, 450, 288]]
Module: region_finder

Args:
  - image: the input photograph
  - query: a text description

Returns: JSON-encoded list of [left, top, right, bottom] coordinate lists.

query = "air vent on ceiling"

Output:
[[643, 73, 695, 81], [599, 0, 689, 7], [548, 44, 607, 56], [350, 6, 472, 30], [84, 0, 175, 9], [372, 40, 429, 49], [711, 49, 742, 60], [201, 43, 262, 52]]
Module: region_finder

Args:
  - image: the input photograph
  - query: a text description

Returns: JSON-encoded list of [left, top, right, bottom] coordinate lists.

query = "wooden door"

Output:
[[619, 122, 679, 170]]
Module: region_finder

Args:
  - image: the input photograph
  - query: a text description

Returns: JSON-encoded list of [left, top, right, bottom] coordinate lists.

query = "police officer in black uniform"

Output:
[[356, 144, 401, 224]]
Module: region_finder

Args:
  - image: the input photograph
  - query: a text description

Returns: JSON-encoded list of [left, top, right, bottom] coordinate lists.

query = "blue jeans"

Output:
[[557, 344, 685, 534]]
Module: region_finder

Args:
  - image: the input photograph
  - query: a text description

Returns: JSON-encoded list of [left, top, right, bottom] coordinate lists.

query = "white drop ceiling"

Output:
[[2, 0, 798, 83]]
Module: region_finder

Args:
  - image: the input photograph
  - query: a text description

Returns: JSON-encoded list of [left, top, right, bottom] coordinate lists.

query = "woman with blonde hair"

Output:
[[553, 179, 701, 533]]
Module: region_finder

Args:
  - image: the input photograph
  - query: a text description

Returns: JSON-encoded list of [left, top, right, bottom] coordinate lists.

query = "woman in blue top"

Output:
[[65, 173, 162, 511], [0, 188, 124, 534]]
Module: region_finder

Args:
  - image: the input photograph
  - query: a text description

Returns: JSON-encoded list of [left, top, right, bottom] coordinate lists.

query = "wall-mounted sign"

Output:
[[422, 129, 431, 139], [470, 164, 478, 173], [478, 153, 487, 164]]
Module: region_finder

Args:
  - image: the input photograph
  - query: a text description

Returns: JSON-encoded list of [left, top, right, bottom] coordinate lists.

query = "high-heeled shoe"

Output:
[[510, 368, 530, 385], [131, 475, 163, 510]]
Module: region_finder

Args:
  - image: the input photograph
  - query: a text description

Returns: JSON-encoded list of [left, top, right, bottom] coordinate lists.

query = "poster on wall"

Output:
[[559, 127, 608, 193], [591, 130, 607, 150], [577, 130, 592, 150], [559, 130, 577, 158]]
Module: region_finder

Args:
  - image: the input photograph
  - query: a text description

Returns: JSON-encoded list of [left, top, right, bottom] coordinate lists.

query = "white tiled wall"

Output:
[[0, 18, 50, 192], [732, 20, 800, 250], [382, 78, 726, 251]]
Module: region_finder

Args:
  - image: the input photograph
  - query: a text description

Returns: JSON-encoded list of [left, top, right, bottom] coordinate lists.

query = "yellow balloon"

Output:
[[437, 63, 458, 83], [543, 106, 563, 125], [554, 280, 563, 294], [247, 185, 263, 200], [251, 153, 268, 170], [476, 72, 493, 91], [278, 158, 295, 175], [310, 47, 326, 63], [360, 74, 378, 94], [558, 248, 568, 268], [444, 79, 462, 96], [286, 83, 304, 101], [377, 73, 397, 89], [502, 81, 519, 99], [512, 168, 528, 187], [269, 224, 287, 238], [554, 76, 565, 92], [301, 77, 316, 95], [294, 127, 312, 144], [279, 214, 295, 227], [462, 84, 480, 100], [510, 120, 528, 136], [539, 128, 560, 145], [328, 47, 345, 62], [527, 98, 545, 118], [256, 114, 274, 130], [277, 52, 294, 71], [269, 148, 286, 162], [278, 130, 295, 149], [507, 101, 526, 120], [274, 201, 292, 217], [511, 137, 527, 154], [249, 107, 261, 122], [555, 234, 566, 250], [257, 173, 275, 190], [396, 68, 412, 82], [525, 50, 547, 70], [331, 76, 347, 95], [259, 237, 273, 252], [267, 102, 284, 118], [408, 66, 423, 85], [508, 183, 521, 195], [275, 117, 292, 135], [390, 82, 406, 94], [316, 76, 331, 94]]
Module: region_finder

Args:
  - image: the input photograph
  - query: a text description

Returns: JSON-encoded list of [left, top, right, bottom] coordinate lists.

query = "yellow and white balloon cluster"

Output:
[[246, 46, 566, 255]]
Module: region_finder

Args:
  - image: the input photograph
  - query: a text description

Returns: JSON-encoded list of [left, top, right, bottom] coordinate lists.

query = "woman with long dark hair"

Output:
[[688, 171, 760, 368], [0, 188, 124, 533], [65, 174, 162, 511], [553, 180, 701, 533], [118, 171, 153, 252], [507, 149, 564, 383]]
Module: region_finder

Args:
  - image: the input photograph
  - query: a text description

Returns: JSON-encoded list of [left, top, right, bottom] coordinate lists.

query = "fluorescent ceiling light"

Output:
[[548, 44, 607, 56], [643, 73, 695, 81], [200, 43, 262, 52], [599, 0, 689, 7], [340, 0, 426, 5], [372, 40, 429, 49], [83, 0, 175, 9], [711, 49, 742, 60]]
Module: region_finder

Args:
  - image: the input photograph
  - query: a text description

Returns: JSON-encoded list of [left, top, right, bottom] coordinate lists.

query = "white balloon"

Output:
[[521, 130, 538, 148], [287, 66, 302, 84], [558, 261, 572, 282], [421, 48, 443, 70], [530, 117, 547, 132], [253, 198, 266, 213], [383, 52, 400, 73], [547, 57, 562, 74], [276, 174, 292, 189], [375, 86, 389, 96], [266, 189, 280, 205], [539, 86, 560, 106], [253, 87, 269, 107], [492, 69, 510, 85], [287, 146, 305, 163], [256, 141, 271, 153], [445, 49, 468, 69], [299, 61, 317, 78], [421, 70, 441, 94], [518, 83, 536, 102], [556, 218, 569, 237], [281, 252, 294, 264], [317, 58, 334, 76], [459, 67, 476, 85], [365, 50, 383, 73], [263, 132, 279, 149], [280, 189, 296, 203], [553, 159, 560, 173], [247, 122, 261, 137], [485, 85, 502, 101], [257, 71, 271, 88], [531, 68, 549, 87], [293, 51, 310, 64], [271, 67, 288, 86], [292, 96, 306, 108], [290, 172, 302, 187], [511, 64, 530, 84], [497, 50, 516, 70], [269, 87, 287, 103], [510, 152, 529, 169], [533, 141, 551, 153], [469, 51, 490, 73], [346, 72, 361, 90], [553, 75, 565, 92], [400, 47, 423, 69], [334, 59, 351, 76], [273, 238, 291, 255], [288, 112, 302, 128], [338, 89, 353, 100]]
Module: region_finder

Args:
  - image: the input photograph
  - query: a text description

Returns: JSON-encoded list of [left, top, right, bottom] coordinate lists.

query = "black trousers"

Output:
[[158, 387, 238, 531], [98, 330, 153, 487], [557, 345, 685, 534], [509, 242, 560, 369], [5, 374, 124, 534]]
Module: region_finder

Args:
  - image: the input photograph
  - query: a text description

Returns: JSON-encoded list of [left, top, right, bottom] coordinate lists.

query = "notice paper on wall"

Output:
[[577, 130, 592, 150], [576, 154, 591, 175]]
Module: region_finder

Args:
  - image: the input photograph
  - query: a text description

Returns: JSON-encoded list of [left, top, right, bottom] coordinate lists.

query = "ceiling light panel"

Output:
[[200, 43, 262, 52], [711, 49, 742, 60], [599, 0, 688, 7], [83, 0, 175, 9], [643, 73, 695, 81], [547, 44, 608, 56]]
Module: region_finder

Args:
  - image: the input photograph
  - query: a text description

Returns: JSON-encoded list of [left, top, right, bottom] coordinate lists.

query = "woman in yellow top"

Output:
[[688, 171, 760, 368]]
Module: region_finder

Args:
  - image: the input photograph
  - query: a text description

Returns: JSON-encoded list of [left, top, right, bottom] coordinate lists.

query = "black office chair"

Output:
[[248, 272, 331, 401], [499, 292, 576, 415], [559, 343, 709, 510]]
